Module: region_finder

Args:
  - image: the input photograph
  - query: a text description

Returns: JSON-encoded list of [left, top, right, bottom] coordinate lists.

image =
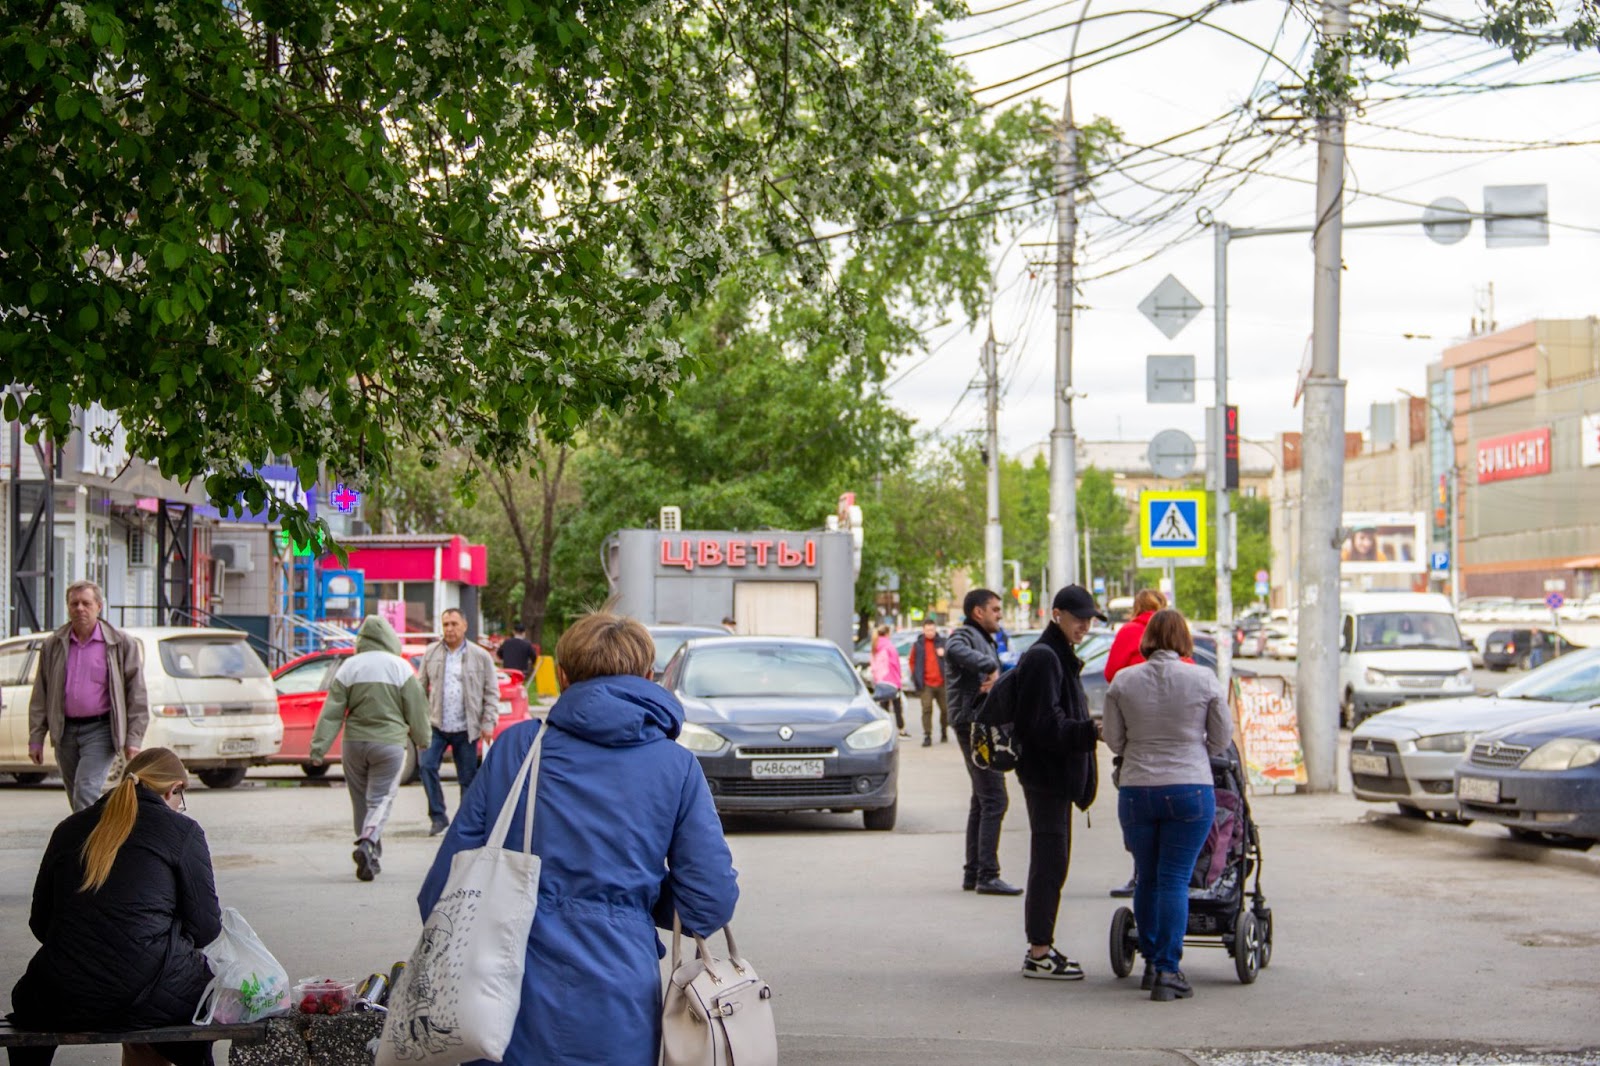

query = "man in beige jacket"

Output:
[[28, 580, 149, 812], [418, 608, 500, 835]]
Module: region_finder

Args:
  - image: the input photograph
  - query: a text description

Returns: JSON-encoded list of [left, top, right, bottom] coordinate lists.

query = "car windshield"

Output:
[[159, 637, 269, 679], [1499, 651, 1600, 702], [681, 644, 860, 699], [1354, 612, 1462, 651], [652, 629, 725, 672]]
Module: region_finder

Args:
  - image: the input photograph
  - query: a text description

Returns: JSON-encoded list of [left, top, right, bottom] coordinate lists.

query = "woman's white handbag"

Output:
[[661, 914, 777, 1066], [377, 727, 546, 1066]]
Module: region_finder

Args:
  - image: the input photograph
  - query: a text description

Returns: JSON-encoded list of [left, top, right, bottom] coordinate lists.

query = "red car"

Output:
[[269, 641, 531, 779]]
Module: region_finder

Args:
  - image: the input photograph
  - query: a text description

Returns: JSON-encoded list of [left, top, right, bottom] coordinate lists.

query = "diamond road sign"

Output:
[[1138, 275, 1203, 340]]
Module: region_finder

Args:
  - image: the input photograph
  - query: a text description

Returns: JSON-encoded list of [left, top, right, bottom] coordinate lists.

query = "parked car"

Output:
[[1349, 646, 1600, 819], [659, 636, 898, 829], [1557, 593, 1600, 623], [648, 625, 731, 678], [1481, 628, 1582, 671], [0, 628, 283, 789], [1455, 706, 1600, 847], [1459, 597, 1516, 624], [270, 639, 530, 779], [1076, 630, 1238, 718], [1267, 627, 1298, 660]]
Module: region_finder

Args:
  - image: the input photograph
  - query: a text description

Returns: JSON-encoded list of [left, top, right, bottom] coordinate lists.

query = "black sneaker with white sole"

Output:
[[353, 838, 380, 882], [1021, 948, 1085, 981]]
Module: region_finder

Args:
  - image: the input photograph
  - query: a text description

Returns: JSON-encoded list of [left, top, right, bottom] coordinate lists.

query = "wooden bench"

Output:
[[0, 1020, 268, 1050]]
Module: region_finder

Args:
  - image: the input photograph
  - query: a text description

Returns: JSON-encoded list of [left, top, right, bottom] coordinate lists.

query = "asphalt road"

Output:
[[2, 721, 1597, 1064]]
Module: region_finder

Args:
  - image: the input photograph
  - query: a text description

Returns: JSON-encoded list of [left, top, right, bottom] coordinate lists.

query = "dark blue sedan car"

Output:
[[658, 637, 900, 830], [1454, 707, 1600, 847]]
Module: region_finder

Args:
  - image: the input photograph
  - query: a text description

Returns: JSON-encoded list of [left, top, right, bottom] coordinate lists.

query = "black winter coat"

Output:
[[11, 785, 221, 1030], [945, 622, 1000, 726], [1013, 624, 1100, 809]]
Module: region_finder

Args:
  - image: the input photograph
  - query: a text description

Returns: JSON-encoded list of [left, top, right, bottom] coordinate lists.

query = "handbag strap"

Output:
[[670, 912, 748, 980], [486, 723, 546, 853]]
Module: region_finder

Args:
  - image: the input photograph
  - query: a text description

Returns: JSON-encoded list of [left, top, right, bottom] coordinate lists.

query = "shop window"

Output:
[[1469, 365, 1490, 407]]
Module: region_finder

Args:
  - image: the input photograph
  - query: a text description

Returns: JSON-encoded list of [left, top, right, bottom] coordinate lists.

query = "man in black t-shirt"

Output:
[[497, 624, 536, 676]]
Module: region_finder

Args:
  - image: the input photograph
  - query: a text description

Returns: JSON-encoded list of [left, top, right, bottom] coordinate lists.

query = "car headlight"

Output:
[[676, 722, 728, 753], [1364, 668, 1388, 686], [1414, 732, 1472, 753], [1519, 738, 1600, 772], [1452, 669, 1473, 687], [845, 720, 896, 750]]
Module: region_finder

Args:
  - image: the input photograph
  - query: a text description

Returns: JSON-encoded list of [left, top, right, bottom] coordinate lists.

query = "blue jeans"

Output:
[[418, 728, 479, 821], [1118, 784, 1216, 974]]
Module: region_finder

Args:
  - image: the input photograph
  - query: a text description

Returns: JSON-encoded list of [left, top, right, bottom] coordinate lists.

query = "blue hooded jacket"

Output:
[[417, 674, 739, 1066]]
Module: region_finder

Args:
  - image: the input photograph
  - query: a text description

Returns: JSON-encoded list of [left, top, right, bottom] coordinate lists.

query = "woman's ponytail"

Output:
[[78, 748, 188, 893]]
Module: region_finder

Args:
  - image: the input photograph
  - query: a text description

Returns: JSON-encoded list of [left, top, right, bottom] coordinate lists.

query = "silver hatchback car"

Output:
[[1350, 647, 1600, 818]]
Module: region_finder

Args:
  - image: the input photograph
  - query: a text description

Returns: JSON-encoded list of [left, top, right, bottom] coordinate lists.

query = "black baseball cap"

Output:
[[1053, 584, 1108, 622]]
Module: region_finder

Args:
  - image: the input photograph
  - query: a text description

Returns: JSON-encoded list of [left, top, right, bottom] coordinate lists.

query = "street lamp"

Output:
[[1400, 388, 1461, 609]]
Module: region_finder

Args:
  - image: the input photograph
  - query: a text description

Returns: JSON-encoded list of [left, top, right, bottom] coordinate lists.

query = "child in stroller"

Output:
[[1109, 743, 1273, 985]]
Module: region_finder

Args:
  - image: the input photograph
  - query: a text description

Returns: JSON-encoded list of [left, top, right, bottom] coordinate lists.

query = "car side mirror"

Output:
[[1339, 633, 1350, 653]]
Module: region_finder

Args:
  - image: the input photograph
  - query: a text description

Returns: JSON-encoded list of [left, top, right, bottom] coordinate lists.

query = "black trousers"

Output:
[[1022, 787, 1075, 947], [956, 731, 1009, 883]]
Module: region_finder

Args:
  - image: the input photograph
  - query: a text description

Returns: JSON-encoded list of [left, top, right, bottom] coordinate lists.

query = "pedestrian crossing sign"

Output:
[[1139, 490, 1207, 559]]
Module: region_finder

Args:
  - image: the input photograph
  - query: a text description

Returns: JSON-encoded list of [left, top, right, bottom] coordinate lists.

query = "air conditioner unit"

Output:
[[660, 506, 682, 532], [212, 540, 255, 573]]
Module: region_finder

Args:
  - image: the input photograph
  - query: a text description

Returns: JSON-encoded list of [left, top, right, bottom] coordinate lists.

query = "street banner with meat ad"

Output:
[[1231, 675, 1307, 790]]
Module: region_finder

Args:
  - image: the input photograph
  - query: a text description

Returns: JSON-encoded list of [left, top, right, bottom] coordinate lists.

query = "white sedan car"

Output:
[[1349, 647, 1600, 819], [0, 627, 284, 789]]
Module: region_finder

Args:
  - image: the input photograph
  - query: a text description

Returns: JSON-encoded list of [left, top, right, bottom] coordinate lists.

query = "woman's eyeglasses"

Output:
[[173, 787, 187, 813]]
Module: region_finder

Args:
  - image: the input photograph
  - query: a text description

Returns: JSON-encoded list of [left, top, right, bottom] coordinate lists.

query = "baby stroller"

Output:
[[1107, 744, 1273, 984]]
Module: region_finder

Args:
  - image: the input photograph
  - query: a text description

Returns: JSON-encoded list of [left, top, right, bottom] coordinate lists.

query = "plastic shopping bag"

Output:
[[193, 907, 291, 1024]]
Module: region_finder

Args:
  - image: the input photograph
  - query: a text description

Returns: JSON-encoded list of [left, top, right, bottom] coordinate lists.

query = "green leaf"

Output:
[[162, 243, 188, 269], [29, 282, 48, 306], [55, 95, 80, 121], [78, 304, 99, 330]]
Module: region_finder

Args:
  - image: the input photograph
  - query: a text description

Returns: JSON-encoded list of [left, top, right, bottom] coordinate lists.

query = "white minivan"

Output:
[[1339, 592, 1475, 728], [0, 627, 283, 789]]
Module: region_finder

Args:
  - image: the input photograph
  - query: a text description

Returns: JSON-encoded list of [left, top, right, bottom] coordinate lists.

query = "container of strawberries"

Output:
[[292, 978, 358, 1015]]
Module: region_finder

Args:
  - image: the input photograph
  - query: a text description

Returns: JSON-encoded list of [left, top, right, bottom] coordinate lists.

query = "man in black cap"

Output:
[[1010, 584, 1105, 980], [945, 587, 1019, 895]]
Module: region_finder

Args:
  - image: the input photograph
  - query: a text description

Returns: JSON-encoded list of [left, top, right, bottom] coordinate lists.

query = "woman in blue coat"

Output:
[[418, 611, 739, 1066]]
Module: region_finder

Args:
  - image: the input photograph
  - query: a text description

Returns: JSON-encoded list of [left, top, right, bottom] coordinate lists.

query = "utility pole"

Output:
[[1049, 5, 1091, 597], [1083, 528, 1092, 593], [1297, 0, 1351, 794], [984, 324, 1003, 594], [1213, 224, 1234, 690]]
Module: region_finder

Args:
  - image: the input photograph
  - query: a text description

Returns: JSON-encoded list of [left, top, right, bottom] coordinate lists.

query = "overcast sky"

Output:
[[884, 0, 1600, 457]]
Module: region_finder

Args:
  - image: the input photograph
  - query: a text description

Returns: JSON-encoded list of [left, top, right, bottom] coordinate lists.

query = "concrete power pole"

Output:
[[1213, 225, 1235, 691], [1048, 78, 1082, 596], [1296, 0, 1351, 793], [984, 325, 1003, 593]]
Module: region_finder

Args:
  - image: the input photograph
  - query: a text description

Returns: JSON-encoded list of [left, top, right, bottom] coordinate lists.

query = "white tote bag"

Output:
[[661, 914, 777, 1066], [377, 727, 546, 1066]]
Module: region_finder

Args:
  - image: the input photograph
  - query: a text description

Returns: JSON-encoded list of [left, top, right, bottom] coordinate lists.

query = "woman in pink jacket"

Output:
[[871, 626, 909, 738]]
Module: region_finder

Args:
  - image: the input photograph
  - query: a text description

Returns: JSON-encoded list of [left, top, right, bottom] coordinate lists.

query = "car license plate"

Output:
[[1350, 752, 1389, 776], [750, 759, 824, 779], [1488, 643, 1505, 653], [1458, 776, 1500, 803], [219, 738, 257, 755]]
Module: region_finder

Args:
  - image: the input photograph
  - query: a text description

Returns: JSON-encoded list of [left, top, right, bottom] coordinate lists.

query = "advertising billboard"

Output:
[[1339, 512, 1426, 574]]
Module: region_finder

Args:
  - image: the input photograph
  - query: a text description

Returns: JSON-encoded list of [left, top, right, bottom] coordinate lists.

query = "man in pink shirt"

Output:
[[28, 580, 149, 811]]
